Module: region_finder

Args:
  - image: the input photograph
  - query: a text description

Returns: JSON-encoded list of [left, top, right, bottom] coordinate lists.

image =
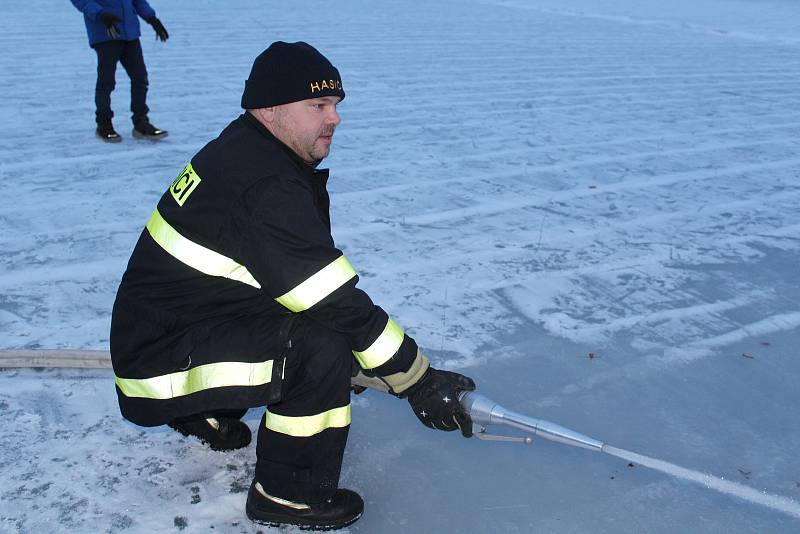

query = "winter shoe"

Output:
[[96, 122, 122, 143], [132, 117, 168, 140], [168, 412, 252, 451], [246, 480, 364, 531]]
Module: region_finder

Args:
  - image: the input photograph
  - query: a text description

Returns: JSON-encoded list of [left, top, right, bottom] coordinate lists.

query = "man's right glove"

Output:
[[99, 12, 121, 39], [405, 368, 476, 437]]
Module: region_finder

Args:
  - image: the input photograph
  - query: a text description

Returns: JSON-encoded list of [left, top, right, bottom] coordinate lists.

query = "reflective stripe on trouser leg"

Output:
[[264, 405, 351, 437], [256, 320, 353, 504]]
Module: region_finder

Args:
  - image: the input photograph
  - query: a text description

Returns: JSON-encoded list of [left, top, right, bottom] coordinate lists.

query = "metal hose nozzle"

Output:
[[459, 391, 604, 451]]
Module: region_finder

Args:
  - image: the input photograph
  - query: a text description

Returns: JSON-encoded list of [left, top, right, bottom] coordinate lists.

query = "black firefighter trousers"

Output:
[[187, 314, 353, 504], [253, 317, 353, 503]]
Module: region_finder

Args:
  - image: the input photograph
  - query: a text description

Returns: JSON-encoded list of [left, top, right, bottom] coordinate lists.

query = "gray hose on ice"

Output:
[[0, 351, 600, 454], [0, 349, 111, 369]]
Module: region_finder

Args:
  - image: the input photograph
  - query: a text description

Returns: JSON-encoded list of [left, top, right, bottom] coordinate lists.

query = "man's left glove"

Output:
[[406, 368, 476, 437], [146, 17, 169, 42]]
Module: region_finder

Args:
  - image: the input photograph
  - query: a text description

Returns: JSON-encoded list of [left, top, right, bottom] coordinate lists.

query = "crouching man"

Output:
[[110, 41, 475, 530]]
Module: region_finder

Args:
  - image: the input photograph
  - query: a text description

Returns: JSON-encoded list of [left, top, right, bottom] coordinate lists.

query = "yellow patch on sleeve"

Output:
[[170, 163, 201, 206]]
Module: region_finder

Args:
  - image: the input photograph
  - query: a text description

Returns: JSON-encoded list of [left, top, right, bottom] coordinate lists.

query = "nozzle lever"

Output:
[[473, 425, 533, 444]]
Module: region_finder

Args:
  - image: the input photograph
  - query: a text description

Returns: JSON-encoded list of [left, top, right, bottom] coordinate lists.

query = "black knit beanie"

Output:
[[241, 41, 345, 109]]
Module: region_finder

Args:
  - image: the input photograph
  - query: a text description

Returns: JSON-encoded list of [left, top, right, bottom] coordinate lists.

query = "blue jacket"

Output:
[[71, 0, 157, 47]]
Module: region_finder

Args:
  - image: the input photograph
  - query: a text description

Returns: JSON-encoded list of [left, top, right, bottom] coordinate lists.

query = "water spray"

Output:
[[459, 391, 800, 521]]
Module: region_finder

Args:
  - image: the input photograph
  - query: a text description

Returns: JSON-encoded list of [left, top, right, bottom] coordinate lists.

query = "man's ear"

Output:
[[251, 107, 276, 125]]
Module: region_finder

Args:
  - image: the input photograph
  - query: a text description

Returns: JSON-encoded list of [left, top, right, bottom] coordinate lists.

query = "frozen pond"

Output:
[[2, 0, 799, 532]]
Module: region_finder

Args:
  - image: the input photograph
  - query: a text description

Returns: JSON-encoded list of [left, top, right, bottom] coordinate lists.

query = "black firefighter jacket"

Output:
[[111, 112, 419, 426]]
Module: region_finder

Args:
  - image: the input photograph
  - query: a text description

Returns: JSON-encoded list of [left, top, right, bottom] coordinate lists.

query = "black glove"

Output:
[[146, 16, 169, 42], [99, 12, 122, 39], [406, 368, 476, 437]]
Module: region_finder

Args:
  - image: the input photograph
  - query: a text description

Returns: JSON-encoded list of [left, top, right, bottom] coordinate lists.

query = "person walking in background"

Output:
[[71, 0, 169, 142]]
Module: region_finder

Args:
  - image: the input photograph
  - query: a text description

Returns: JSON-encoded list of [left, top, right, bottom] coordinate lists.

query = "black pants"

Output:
[[93, 39, 149, 124], [151, 313, 352, 504], [255, 318, 352, 504]]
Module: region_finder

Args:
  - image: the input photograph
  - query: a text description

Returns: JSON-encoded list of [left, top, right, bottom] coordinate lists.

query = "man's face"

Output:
[[267, 96, 342, 166]]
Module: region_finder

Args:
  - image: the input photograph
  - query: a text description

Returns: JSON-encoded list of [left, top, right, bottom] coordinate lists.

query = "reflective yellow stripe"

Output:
[[146, 208, 261, 289], [352, 318, 405, 369], [276, 255, 357, 312], [115, 360, 274, 400], [264, 405, 351, 437]]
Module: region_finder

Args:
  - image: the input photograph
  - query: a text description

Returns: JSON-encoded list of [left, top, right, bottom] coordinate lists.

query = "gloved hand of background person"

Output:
[[146, 17, 169, 42], [406, 368, 476, 437], [99, 12, 121, 39]]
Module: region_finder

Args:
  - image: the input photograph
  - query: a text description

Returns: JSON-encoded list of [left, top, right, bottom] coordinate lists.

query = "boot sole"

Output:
[[132, 129, 168, 141], [246, 508, 363, 531]]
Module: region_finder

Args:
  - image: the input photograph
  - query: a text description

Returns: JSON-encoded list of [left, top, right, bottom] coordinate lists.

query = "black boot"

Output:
[[132, 117, 168, 140], [96, 121, 122, 143], [168, 411, 251, 451], [246, 480, 363, 531]]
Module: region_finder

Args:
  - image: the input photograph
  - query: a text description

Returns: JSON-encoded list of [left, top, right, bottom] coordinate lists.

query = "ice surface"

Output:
[[2, 0, 800, 532]]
